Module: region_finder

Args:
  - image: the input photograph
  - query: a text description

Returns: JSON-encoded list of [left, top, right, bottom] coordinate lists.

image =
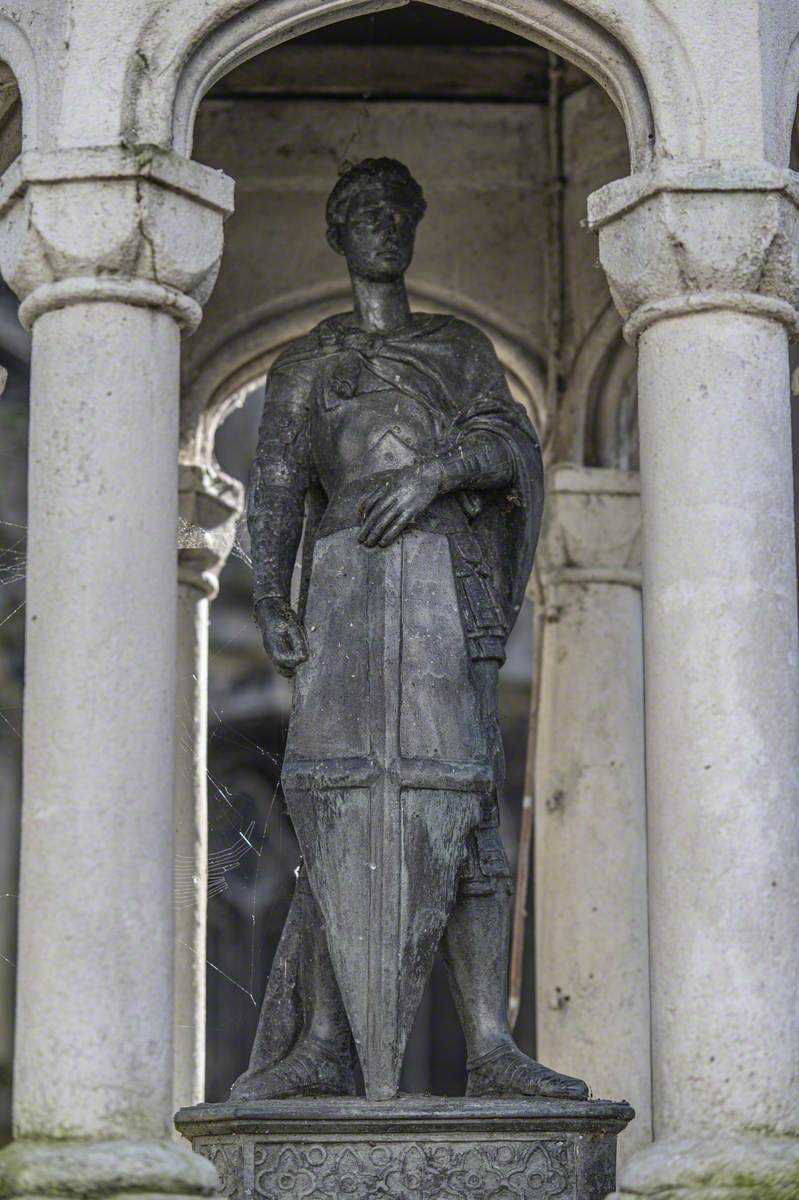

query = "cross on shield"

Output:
[[282, 529, 490, 1099]]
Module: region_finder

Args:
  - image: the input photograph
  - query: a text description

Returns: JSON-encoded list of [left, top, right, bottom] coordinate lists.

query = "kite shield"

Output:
[[282, 529, 490, 1099]]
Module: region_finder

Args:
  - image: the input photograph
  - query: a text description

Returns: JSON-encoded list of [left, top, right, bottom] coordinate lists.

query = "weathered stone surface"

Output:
[[236, 156, 576, 1108], [588, 163, 799, 341], [174, 458, 244, 1116], [0, 6, 797, 1200], [178, 461, 244, 598], [534, 466, 649, 1169], [0, 1136, 218, 1198], [536, 466, 642, 586], [176, 1097, 634, 1200], [0, 146, 233, 333], [588, 163, 799, 1198], [609, 1132, 799, 1200], [0, 125, 233, 1200]]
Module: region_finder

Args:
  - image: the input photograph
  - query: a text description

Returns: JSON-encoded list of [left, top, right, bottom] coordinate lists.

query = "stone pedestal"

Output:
[[175, 1097, 633, 1200]]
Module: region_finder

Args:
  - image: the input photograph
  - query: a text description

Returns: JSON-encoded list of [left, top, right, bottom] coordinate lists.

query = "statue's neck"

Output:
[[350, 272, 412, 334]]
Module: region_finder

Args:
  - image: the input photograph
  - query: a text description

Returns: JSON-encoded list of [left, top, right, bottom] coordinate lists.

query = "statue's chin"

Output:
[[349, 259, 409, 282]]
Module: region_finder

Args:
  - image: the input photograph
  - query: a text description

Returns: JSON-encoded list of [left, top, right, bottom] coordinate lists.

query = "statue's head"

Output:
[[326, 158, 426, 280]]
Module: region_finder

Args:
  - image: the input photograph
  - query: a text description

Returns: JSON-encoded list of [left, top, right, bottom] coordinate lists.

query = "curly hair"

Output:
[[326, 158, 427, 236]]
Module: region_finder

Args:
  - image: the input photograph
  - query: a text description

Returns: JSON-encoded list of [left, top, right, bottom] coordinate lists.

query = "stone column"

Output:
[[589, 164, 799, 1197], [0, 711, 19, 1147], [0, 147, 233, 1200], [174, 463, 243, 1113], [534, 465, 650, 1167]]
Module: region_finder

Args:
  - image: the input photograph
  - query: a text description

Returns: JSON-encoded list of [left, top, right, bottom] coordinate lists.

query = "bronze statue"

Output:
[[233, 158, 588, 1104]]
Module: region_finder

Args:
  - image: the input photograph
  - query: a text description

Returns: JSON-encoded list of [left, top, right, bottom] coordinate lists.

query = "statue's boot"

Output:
[[230, 1034, 355, 1100], [442, 887, 589, 1101], [465, 1040, 589, 1100], [231, 877, 356, 1101]]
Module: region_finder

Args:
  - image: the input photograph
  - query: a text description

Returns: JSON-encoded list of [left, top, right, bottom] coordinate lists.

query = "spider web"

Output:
[[0, 515, 286, 1025]]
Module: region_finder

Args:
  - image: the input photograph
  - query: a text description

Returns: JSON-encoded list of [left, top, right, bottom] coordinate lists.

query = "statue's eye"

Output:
[[354, 208, 381, 225]]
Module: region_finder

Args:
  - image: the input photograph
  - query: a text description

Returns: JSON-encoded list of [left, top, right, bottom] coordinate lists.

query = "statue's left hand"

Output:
[[358, 462, 441, 547]]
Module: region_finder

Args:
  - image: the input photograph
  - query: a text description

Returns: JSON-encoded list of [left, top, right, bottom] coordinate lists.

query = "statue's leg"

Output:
[[441, 813, 589, 1101], [299, 871, 357, 1062], [230, 871, 356, 1100]]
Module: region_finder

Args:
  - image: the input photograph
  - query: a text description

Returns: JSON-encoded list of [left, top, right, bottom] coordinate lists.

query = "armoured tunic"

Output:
[[246, 311, 543, 1097]]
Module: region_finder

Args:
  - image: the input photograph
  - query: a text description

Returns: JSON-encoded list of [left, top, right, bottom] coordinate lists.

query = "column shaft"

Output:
[[16, 302, 180, 1140], [173, 586, 209, 1112], [638, 311, 799, 1139], [587, 156, 799, 1198], [534, 468, 651, 1167], [0, 733, 19, 1144], [0, 141, 230, 1200], [172, 462, 243, 1114]]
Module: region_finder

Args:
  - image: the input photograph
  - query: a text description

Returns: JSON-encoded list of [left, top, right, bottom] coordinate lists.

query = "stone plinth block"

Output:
[[175, 1097, 633, 1200]]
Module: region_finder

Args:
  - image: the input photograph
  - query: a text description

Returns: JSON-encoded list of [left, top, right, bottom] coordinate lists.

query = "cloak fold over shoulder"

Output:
[[286, 314, 544, 643], [450, 394, 543, 635]]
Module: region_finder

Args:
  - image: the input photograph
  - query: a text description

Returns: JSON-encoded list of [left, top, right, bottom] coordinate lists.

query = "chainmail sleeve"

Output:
[[435, 431, 515, 493], [247, 357, 314, 608], [430, 339, 519, 495]]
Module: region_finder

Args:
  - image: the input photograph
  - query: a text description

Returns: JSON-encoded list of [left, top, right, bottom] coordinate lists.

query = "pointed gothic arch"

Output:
[[128, 0, 657, 168], [0, 17, 36, 157]]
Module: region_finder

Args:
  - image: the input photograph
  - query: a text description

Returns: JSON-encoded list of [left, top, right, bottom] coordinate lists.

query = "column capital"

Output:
[[178, 462, 244, 599], [0, 146, 234, 335], [537, 465, 642, 591], [588, 161, 799, 343]]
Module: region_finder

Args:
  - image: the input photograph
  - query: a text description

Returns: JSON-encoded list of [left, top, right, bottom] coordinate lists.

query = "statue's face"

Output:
[[337, 185, 417, 280]]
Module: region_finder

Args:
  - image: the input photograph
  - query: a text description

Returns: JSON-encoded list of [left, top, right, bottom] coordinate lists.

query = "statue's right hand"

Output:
[[254, 596, 309, 678]]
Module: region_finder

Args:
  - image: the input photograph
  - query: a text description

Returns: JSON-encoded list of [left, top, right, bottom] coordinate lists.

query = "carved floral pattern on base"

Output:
[[199, 1136, 573, 1200], [199, 1139, 243, 1200]]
